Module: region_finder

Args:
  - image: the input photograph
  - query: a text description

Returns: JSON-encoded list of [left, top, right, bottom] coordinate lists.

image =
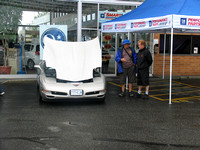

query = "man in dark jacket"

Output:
[[115, 39, 137, 97], [136, 40, 152, 99]]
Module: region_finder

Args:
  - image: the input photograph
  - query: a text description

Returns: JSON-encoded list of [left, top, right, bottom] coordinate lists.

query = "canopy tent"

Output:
[[101, 0, 200, 104], [102, 0, 200, 33]]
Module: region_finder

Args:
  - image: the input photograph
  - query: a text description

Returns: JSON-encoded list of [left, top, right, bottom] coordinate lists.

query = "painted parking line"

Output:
[[1, 80, 8, 84], [108, 81, 200, 103], [132, 83, 181, 90], [151, 90, 200, 97], [149, 86, 191, 92], [163, 95, 200, 102], [174, 81, 200, 89], [108, 82, 165, 101]]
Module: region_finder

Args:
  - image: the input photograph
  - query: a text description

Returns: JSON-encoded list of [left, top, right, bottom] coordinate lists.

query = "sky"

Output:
[[21, 11, 39, 25]]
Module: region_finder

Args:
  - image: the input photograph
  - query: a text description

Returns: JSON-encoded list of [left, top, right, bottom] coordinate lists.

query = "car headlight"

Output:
[[100, 89, 106, 93], [42, 89, 51, 95]]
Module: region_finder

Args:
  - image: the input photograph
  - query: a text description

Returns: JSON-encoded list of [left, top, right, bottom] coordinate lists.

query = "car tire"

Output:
[[37, 84, 43, 102], [27, 59, 35, 70]]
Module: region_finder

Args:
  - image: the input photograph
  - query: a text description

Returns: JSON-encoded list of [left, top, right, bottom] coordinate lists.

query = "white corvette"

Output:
[[35, 61, 106, 102]]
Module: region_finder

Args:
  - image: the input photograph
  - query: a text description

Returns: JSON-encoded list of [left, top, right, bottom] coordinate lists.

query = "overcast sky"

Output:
[[21, 11, 39, 25]]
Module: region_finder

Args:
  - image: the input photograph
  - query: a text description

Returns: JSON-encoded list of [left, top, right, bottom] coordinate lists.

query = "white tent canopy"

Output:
[[101, 0, 200, 104]]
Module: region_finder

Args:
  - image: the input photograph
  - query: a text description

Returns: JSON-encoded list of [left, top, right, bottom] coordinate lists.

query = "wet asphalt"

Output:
[[0, 77, 200, 150]]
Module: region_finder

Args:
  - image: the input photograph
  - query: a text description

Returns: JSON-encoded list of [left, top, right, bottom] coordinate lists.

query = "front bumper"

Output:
[[40, 89, 106, 101]]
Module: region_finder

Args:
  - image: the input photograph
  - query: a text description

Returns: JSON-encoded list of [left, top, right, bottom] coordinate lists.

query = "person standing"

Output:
[[136, 40, 153, 99], [0, 84, 5, 96], [115, 39, 137, 97]]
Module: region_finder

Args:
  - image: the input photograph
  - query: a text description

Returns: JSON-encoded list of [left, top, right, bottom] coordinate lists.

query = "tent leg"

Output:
[[169, 28, 173, 104]]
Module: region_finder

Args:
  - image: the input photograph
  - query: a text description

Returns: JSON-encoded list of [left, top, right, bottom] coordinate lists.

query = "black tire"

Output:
[[37, 85, 43, 102], [27, 59, 35, 70]]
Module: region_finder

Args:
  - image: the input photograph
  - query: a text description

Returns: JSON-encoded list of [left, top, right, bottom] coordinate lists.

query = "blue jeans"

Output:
[[0, 84, 4, 92]]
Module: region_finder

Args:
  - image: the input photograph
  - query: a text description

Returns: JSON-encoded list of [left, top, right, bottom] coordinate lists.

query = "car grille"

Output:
[[85, 91, 100, 95], [51, 91, 68, 95], [56, 78, 93, 83]]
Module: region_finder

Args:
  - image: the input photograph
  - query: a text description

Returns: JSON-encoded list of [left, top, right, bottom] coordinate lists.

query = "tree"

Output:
[[0, 5, 22, 66]]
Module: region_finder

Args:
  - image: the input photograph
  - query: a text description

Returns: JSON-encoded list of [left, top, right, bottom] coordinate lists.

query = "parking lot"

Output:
[[0, 77, 200, 150], [108, 77, 200, 103]]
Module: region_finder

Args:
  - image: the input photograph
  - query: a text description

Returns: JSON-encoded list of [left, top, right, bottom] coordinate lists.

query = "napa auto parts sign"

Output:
[[99, 11, 124, 23]]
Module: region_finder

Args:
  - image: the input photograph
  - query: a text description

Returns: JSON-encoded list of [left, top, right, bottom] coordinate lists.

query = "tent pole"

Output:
[[169, 28, 173, 104], [162, 33, 166, 79]]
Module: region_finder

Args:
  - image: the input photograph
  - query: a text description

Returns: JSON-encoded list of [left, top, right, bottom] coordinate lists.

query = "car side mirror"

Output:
[[34, 65, 42, 76]]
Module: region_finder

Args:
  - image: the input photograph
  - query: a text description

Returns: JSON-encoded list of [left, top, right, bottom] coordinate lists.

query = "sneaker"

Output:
[[143, 94, 149, 100], [129, 91, 134, 97], [118, 92, 125, 97], [0, 91, 5, 96], [135, 93, 141, 98]]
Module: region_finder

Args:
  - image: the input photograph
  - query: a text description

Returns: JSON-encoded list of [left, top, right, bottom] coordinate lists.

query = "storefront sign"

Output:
[[99, 11, 124, 23]]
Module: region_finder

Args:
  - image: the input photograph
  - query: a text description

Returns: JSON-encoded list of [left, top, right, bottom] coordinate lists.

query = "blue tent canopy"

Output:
[[102, 0, 200, 33]]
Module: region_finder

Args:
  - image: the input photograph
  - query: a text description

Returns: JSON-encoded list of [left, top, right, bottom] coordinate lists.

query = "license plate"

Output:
[[70, 89, 83, 96]]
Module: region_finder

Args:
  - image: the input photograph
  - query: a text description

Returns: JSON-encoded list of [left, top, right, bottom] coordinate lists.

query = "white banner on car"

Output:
[[40, 25, 68, 59]]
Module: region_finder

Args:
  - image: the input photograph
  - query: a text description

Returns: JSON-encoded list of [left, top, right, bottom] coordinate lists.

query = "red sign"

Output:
[[104, 44, 112, 50], [188, 18, 200, 26], [104, 35, 112, 41]]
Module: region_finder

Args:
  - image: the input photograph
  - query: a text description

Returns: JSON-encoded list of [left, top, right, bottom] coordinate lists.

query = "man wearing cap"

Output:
[[115, 39, 137, 97]]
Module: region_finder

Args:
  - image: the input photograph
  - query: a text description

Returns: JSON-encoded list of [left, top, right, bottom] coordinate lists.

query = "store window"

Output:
[[160, 34, 200, 54]]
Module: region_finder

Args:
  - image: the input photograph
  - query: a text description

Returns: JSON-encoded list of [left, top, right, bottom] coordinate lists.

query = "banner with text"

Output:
[[99, 11, 125, 23], [102, 15, 172, 32]]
